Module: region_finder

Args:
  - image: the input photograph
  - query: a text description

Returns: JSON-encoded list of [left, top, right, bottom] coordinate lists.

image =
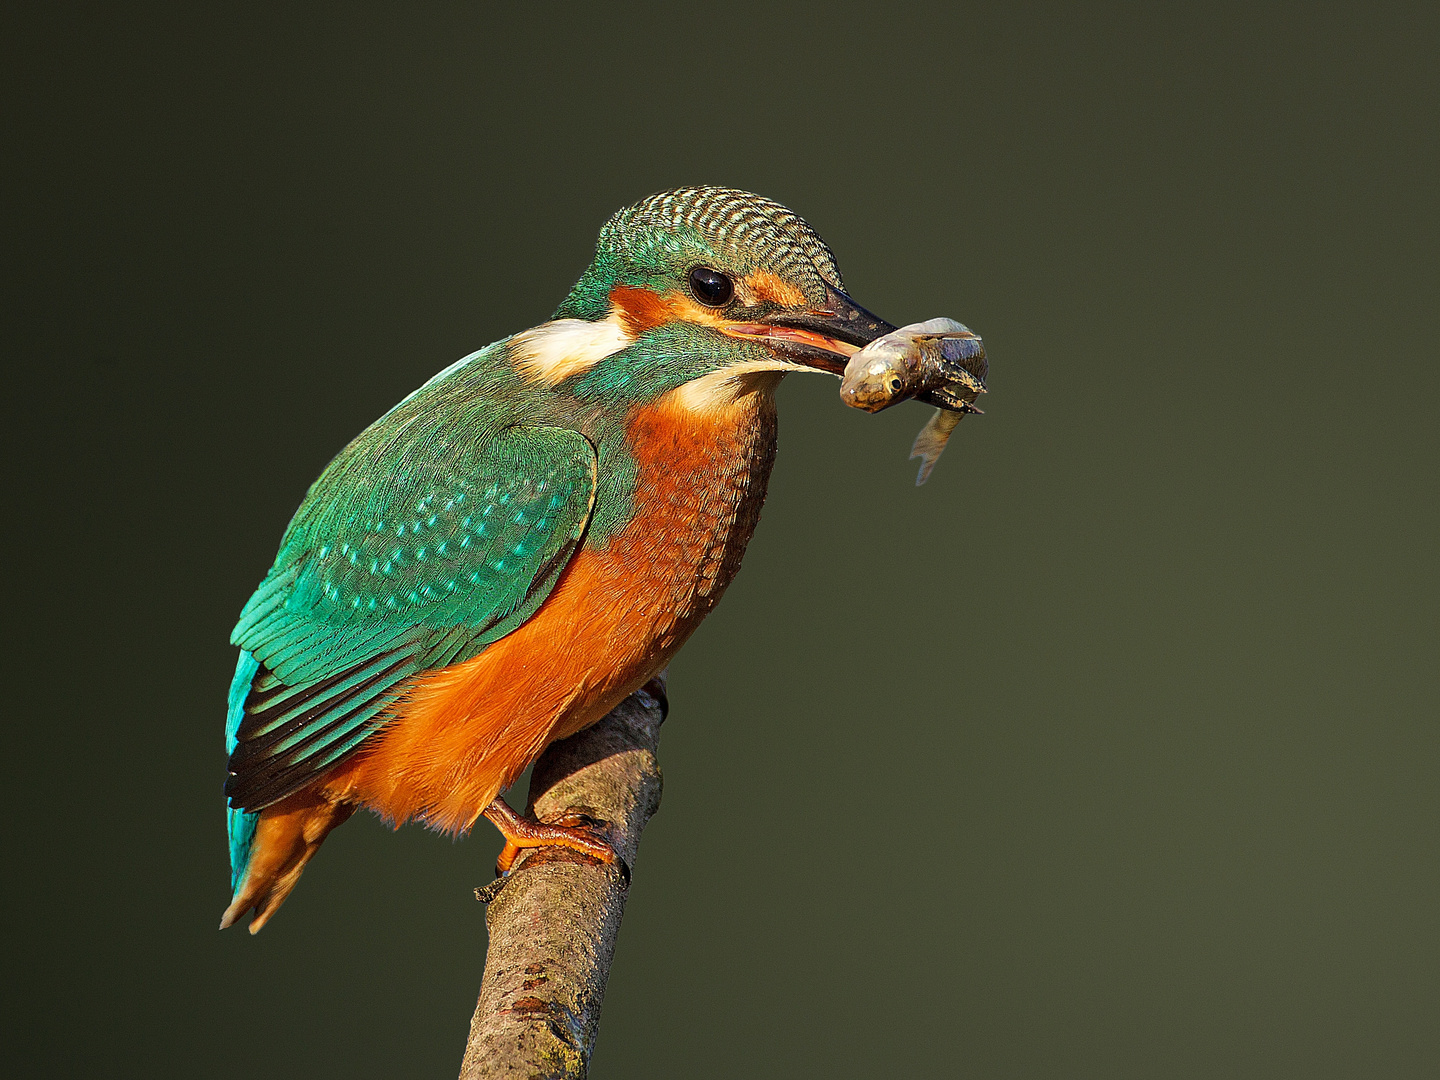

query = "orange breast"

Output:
[[323, 378, 781, 834]]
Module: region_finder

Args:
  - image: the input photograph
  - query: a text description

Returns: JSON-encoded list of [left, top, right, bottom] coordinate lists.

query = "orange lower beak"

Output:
[[718, 323, 861, 372], [720, 284, 897, 374]]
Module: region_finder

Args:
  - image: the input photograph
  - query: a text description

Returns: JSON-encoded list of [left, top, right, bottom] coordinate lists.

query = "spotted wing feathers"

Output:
[[225, 425, 598, 811]]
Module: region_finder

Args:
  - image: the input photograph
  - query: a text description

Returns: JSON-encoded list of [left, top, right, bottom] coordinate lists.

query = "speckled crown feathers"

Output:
[[601, 186, 844, 291]]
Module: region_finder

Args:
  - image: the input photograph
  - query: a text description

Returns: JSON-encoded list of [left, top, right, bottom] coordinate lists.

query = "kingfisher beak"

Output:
[[719, 283, 898, 374]]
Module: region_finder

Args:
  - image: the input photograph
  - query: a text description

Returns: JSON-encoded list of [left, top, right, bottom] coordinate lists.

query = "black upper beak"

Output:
[[725, 283, 898, 374], [767, 283, 897, 348]]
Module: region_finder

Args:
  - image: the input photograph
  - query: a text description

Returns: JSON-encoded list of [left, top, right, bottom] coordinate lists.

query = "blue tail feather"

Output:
[[226, 651, 261, 892]]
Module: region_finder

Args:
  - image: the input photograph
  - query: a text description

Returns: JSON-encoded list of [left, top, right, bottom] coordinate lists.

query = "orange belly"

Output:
[[319, 376, 780, 833]]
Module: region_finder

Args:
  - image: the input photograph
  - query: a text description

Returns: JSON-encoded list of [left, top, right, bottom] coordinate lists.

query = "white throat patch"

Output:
[[669, 359, 814, 413], [511, 317, 631, 386]]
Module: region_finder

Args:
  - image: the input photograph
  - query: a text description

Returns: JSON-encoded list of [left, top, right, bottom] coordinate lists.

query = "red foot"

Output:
[[482, 796, 617, 874]]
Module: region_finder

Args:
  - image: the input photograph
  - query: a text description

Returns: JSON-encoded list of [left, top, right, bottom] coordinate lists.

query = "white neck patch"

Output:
[[511, 317, 631, 386], [668, 359, 813, 414]]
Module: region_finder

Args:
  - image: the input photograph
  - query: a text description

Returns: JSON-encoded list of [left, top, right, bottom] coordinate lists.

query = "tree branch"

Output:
[[459, 675, 667, 1079]]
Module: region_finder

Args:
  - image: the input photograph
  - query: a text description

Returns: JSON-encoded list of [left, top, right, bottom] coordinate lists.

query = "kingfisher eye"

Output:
[[688, 266, 734, 307]]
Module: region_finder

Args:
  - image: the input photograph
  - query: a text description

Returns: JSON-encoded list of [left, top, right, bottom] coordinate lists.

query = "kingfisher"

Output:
[[221, 186, 898, 933]]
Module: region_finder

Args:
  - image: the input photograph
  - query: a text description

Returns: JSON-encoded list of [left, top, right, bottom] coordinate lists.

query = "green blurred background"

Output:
[[5, 2, 1437, 1076]]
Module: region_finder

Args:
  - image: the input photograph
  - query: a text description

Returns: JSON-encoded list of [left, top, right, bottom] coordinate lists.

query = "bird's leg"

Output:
[[482, 795, 617, 875]]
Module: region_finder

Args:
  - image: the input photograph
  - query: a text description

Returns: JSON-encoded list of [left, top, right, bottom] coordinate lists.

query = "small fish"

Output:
[[839, 317, 987, 414], [839, 318, 988, 485]]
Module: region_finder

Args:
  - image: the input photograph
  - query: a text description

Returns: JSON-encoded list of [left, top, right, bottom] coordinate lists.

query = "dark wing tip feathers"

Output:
[[224, 650, 418, 811]]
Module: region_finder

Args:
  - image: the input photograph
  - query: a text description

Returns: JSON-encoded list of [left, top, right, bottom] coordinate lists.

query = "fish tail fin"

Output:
[[910, 407, 965, 485]]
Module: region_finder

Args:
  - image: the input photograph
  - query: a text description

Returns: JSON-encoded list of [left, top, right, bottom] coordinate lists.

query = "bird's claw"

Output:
[[484, 796, 620, 876]]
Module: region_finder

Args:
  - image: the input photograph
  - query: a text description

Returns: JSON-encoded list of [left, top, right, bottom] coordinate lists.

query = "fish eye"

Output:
[[689, 266, 734, 307], [888, 376, 904, 393]]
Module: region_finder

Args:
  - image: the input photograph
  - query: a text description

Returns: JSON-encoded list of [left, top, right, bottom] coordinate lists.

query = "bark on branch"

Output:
[[458, 675, 666, 1079]]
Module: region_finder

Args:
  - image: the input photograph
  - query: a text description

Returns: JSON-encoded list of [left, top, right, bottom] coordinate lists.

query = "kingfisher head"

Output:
[[512, 186, 896, 409]]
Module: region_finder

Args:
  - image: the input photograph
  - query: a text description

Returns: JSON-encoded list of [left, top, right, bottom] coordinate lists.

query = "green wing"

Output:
[[225, 423, 598, 811]]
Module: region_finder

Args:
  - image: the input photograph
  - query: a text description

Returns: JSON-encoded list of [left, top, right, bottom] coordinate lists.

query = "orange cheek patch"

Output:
[[609, 284, 731, 338], [609, 285, 672, 336], [742, 270, 808, 307]]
